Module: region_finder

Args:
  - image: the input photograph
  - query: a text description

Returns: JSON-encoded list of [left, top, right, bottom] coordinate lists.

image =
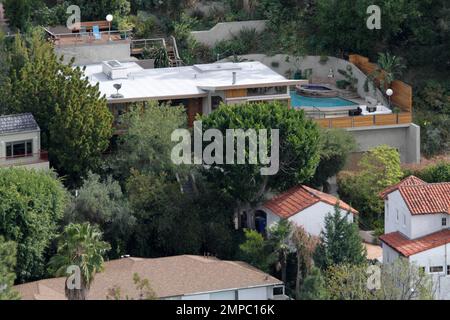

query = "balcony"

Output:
[[314, 112, 413, 129], [44, 27, 132, 48], [0, 151, 50, 170]]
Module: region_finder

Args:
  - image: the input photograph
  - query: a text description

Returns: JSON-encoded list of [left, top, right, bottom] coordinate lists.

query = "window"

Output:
[[396, 209, 399, 222], [273, 286, 284, 296], [447, 265, 450, 275], [430, 266, 443, 273], [5, 140, 33, 158], [247, 86, 287, 97], [443, 218, 447, 227]]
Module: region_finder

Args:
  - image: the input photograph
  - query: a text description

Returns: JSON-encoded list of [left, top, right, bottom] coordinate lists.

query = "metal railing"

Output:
[[0, 151, 49, 167], [44, 28, 132, 48], [131, 37, 167, 52]]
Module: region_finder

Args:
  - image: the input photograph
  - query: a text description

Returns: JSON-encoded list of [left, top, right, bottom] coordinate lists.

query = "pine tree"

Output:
[[314, 204, 366, 269]]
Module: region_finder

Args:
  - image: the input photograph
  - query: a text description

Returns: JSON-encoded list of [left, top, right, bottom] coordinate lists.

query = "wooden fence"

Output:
[[315, 112, 412, 129], [349, 54, 412, 112]]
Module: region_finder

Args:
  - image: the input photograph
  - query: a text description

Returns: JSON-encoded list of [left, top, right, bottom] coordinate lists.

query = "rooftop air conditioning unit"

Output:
[[102, 60, 128, 80]]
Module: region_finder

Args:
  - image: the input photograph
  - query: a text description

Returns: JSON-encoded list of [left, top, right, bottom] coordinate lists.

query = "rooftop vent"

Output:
[[111, 83, 124, 99], [102, 60, 128, 80]]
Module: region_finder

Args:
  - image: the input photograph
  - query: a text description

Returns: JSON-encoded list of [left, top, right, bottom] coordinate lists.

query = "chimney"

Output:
[[232, 72, 237, 85]]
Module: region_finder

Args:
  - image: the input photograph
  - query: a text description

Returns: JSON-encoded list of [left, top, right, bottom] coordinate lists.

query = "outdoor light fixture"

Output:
[[106, 14, 113, 41], [386, 88, 393, 109]]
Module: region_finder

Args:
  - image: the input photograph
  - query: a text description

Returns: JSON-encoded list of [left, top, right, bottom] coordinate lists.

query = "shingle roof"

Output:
[[263, 185, 358, 219], [380, 230, 450, 257], [14, 255, 282, 300], [379, 175, 426, 199], [0, 113, 39, 134]]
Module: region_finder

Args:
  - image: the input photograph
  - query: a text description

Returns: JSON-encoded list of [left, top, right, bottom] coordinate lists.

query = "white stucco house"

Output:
[[255, 185, 358, 236], [379, 176, 450, 299], [0, 113, 49, 170]]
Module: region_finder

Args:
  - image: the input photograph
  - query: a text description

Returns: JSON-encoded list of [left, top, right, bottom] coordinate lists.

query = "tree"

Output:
[[308, 129, 357, 192], [298, 267, 328, 300], [374, 52, 406, 89], [0, 237, 20, 300], [3, 0, 32, 31], [267, 220, 294, 284], [325, 263, 374, 300], [378, 258, 434, 300], [2, 31, 113, 187], [49, 223, 111, 300], [111, 102, 188, 181], [126, 170, 202, 257], [68, 0, 131, 21], [200, 101, 321, 229], [0, 168, 68, 283], [325, 259, 434, 300], [239, 229, 273, 272], [64, 173, 135, 258], [314, 205, 366, 270], [338, 145, 403, 229], [292, 226, 319, 299]]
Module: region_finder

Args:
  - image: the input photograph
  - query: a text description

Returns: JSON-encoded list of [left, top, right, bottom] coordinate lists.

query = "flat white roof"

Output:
[[81, 61, 301, 103]]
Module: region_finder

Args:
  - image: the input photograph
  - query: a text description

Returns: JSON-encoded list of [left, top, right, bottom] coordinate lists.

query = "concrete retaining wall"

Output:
[[191, 20, 267, 47], [56, 42, 135, 65], [347, 124, 421, 164]]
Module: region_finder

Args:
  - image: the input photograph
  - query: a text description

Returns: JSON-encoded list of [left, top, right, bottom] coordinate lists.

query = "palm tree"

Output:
[[374, 52, 406, 89], [267, 219, 293, 284], [49, 223, 111, 300]]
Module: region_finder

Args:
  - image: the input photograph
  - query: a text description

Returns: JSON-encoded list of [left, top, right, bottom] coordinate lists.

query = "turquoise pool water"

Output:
[[290, 92, 357, 108]]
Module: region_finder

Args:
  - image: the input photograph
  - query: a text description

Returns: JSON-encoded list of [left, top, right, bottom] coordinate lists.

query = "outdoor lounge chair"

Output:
[[93, 25, 101, 40]]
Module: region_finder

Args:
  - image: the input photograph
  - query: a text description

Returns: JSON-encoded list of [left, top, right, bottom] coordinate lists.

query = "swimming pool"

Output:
[[290, 92, 358, 108]]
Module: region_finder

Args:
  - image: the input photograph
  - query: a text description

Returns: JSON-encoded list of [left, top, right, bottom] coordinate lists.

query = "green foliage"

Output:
[[338, 145, 403, 229], [337, 66, 358, 91], [3, 0, 32, 31], [239, 229, 273, 272], [308, 129, 357, 191], [0, 168, 68, 283], [325, 259, 434, 300], [111, 101, 187, 181], [314, 205, 366, 270], [298, 267, 328, 300], [0, 237, 20, 300], [64, 173, 135, 259], [199, 101, 321, 209], [336, 79, 350, 90], [1, 32, 113, 187], [126, 170, 202, 257], [414, 81, 450, 157], [403, 162, 450, 183], [142, 45, 169, 68], [49, 223, 111, 300], [68, 0, 131, 21], [375, 52, 406, 88]]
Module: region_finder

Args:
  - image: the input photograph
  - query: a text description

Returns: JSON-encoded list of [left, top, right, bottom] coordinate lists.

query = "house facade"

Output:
[[253, 185, 357, 237], [15, 255, 286, 300], [81, 60, 305, 132], [0, 113, 49, 170], [379, 176, 450, 299]]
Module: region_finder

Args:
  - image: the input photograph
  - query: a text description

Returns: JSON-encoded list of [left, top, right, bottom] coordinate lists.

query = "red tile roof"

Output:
[[379, 175, 426, 199], [400, 183, 450, 215], [263, 185, 358, 219], [380, 230, 450, 257]]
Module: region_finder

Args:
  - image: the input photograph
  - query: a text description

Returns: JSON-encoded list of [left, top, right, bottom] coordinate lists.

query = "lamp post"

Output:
[[106, 14, 113, 42], [386, 88, 393, 109]]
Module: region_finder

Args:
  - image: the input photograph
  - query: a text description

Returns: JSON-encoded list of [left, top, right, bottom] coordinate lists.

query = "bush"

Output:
[[336, 79, 350, 89], [403, 162, 450, 183]]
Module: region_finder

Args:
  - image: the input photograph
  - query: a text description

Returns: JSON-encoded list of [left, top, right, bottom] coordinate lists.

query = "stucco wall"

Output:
[[385, 190, 412, 238], [265, 202, 354, 237], [191, 20, 267, 47], [0, 130, 41, 167], [347, 124, 420, 164]]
